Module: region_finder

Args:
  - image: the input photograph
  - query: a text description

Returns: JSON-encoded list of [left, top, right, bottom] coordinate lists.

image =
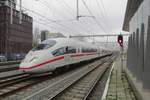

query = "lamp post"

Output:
[[19, 0, 22, 24], [10, 0, 13, 24]]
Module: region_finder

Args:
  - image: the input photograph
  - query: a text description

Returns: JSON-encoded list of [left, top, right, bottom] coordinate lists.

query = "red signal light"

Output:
[[117, 35, 123, 47]]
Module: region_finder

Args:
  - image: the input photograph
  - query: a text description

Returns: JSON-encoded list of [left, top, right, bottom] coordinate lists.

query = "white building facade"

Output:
[[123, 0, 150, 100]]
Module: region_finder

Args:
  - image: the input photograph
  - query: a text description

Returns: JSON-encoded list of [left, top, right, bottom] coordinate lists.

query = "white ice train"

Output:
[[19, 38, 111, 74]]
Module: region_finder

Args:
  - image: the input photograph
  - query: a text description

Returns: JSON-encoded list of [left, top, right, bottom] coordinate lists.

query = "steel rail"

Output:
[[0, 74, 29, 87], [0, 54, 112, 99], [83, 64, 110, 100], [0, 65, 19, 72], [52, 57, 113, 100], [0, 61, 20, 66], [23, 55, 112, 100], [0, 74, 53, 98]]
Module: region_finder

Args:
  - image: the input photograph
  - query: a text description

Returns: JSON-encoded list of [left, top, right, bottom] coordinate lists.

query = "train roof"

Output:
[[42, 38, 83, 46], [42, 38, 105, 49]]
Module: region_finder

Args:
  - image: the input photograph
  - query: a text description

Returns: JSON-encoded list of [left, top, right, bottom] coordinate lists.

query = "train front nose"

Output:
[[19, 55, 49, 74], [19, 62, 35, 73], [19, 55, 39, 73]]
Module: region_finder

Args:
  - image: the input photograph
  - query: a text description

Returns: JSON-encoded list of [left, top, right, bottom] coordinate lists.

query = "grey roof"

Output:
[[122, 0, 143, 31]]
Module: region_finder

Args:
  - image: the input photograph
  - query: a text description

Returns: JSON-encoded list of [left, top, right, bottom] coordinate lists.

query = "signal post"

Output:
[[117, 34, 124, 72]]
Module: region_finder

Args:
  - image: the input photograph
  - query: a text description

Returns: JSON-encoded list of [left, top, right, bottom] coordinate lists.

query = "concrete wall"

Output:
[[127, 0, 150, 100]]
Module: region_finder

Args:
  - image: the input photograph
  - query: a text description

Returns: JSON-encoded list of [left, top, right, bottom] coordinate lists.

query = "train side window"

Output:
[[52, 47, 66, 56], [67, 46, 76, 53], [82, 48, 90, 53], [32, 40, 56, 51], [82, 47, 97, 53], [82, 48, 87, 53], [141, 23, 145, 34], [66, 46, 69, 53], [78, 48, 80, 53], [52, 46, 76, 56]]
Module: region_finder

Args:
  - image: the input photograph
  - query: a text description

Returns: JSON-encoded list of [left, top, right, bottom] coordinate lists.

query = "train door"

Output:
[[67, 46, 77, 64], [64, 46, 71, 64]]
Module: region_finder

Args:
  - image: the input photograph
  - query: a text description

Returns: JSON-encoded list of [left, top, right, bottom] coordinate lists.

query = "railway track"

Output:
[[0, 74, 29, 87], [22, 56, 113, 100], [0, 73, 53, 99], [0, 61, 20, 72], [0, 55, 114, 100], [52, 60, 112, 100], [0, 64, 19, 73], [0, 74, 31, 97]]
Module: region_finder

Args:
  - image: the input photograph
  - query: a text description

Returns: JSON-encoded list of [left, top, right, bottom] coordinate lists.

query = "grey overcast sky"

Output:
[[16, 0, 128, 42]]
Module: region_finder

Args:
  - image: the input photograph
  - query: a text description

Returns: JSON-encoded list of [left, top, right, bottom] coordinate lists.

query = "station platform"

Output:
[[102, 56, 137, 100]]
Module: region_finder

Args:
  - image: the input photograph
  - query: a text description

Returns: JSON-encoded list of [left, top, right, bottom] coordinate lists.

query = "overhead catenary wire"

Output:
[[42, 0, 92, 35], [10, 1, 83, 34], [33, 19, 71, 35], [55, 0, 90, 34], [60, 0, 94, 34], [15, 3, 83, 35], [17, 0, 110, 39], [34, 0, 90, 35], [61, 0, 76, 13], [95, 0, 105, 19], [39, 0, 103, 36], [98, 0, 108, 20], [42, 0, 74, 19], [81, 0, 107, 34], [95, 0, 111, 31]]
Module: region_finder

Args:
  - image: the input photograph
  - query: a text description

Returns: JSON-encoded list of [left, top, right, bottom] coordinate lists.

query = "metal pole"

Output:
[[93, 33, 95, 44], [19, 0, 22, 24], [121, 45, 124, 72], [10, 0, 13, 24], [77, 0, 79, 20], [106, 35, 108, 47]]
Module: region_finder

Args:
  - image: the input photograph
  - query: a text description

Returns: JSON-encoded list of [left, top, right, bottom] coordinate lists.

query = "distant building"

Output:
[[123, 0, 150, 99], [47, 32, 66, 39], [0, 5, 33, 60], [41, 30, 49, 41]]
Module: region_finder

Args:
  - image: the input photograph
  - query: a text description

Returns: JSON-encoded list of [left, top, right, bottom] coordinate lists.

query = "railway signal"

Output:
[[117, 34, 124, 72], [117, 34, 123, 47]]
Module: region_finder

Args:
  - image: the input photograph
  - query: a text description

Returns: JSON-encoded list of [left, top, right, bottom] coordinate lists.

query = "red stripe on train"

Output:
[[19, 56, 64, 70], [71, 52, 97, 57], [19, 52, 97, 70]]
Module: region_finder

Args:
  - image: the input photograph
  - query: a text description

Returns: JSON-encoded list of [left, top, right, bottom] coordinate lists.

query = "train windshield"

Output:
[[32, 40, 56, 51]]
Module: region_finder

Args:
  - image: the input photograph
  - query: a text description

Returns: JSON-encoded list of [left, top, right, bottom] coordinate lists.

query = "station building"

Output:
[[0, 0, 33, 60], [123, 0, 150, 99]]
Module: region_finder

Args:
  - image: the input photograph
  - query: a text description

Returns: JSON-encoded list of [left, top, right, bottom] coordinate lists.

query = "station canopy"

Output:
[[123, 0, 143, 31]]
